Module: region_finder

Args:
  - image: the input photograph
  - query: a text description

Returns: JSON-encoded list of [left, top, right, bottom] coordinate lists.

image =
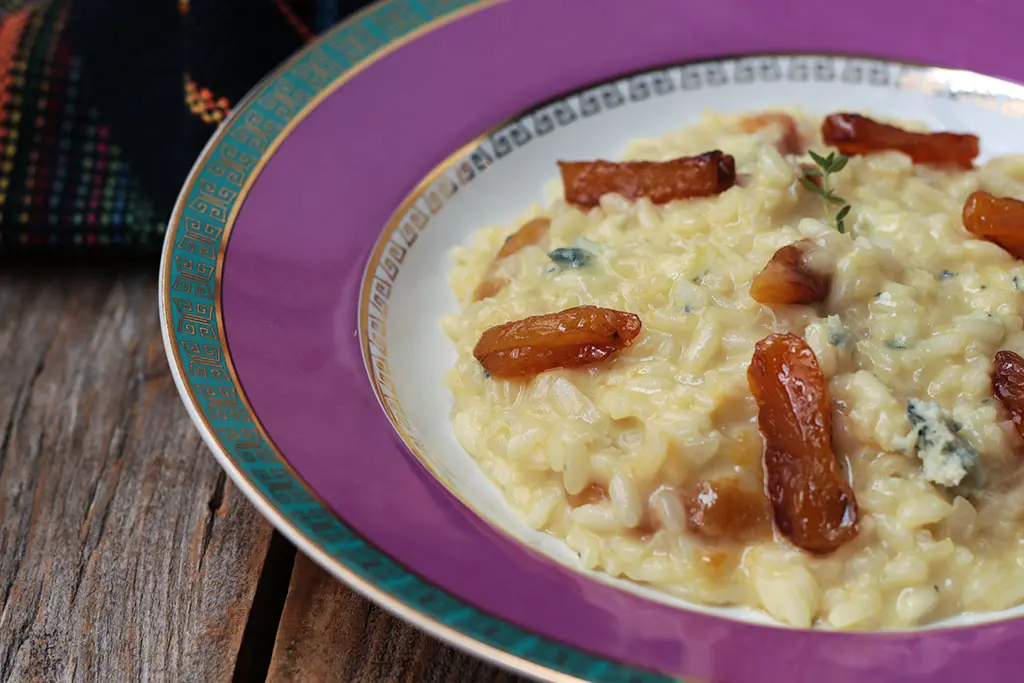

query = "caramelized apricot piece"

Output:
[[568, 483, 657, 536], [747, 333, 858, 553], [740, 113, 804, 155], [750, 242, 830, 305], [696, 551, 735, 581], [473, 305, 641, 379], [472, 277, 508, 302], [558, 151, 736, 209], [962, 191, 1024, 260], [683, 479, 770, 541], [630, 515, 658, 538], [496, 217, 550, 259], [472, 218, 551, 301], [567, 483, 607, 507], [994, 350, 1024, 440], [821, 113, 978, 169]]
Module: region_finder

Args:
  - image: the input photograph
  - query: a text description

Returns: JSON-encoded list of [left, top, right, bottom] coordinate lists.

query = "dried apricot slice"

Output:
[[740, 113, 804, 156], [750, 242, 830, 305], [472, 277, 508, 302], [962, 191, 1024, 260], [473, 305, 641, 379], [747, 333, 858, 553], [558, 151, 736, 208], [472, 217, 551, 301], [566, 483, 607, 508], [495, 217, 550, 259], [821, 113, 979, 169], [994, 350, 1024, 440], [683, 479, 770, 541]]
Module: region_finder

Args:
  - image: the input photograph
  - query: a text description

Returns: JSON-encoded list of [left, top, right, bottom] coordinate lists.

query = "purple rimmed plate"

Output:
[[160, 1, 1024, 681]]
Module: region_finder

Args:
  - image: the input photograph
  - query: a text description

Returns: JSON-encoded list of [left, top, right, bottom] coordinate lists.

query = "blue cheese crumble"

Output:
[[548, 237, 600, 271], [548, 247, 591, 269], [826, 315, 853, 349], [902, 399, 982, 488]]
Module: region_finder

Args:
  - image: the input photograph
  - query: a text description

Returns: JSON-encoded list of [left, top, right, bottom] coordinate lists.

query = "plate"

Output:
[[159, 1, 1024, 681]]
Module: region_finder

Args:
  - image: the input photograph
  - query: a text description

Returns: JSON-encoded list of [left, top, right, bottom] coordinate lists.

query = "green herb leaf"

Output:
[[799, 176, 824, 195], [835, 204, 851, 234], [829, 154, 849, 173], [808, 150, 829, 168], [803, 148, 854, 234]]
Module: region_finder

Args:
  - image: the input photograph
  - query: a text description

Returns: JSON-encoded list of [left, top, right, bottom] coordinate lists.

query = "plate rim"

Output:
[[158, 1, 674, 682], [158, 0, 1024, 681]]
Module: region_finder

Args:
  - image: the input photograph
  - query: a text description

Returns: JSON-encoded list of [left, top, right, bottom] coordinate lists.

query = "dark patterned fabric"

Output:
[[0, 0, 373, 252]]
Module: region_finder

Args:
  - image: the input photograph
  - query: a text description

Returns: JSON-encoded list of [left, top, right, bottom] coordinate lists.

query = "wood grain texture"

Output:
[[267, 553, 529, 683], [0, 266, 274, 682], [0, 265, 531, 682]]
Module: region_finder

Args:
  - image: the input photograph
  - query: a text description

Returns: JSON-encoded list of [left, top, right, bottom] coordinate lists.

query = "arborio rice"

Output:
[[440, 109, 1024, 629]]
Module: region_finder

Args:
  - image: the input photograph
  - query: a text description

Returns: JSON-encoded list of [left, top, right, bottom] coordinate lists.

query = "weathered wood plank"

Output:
[[0, 266, 275, 682], [267, 553, 528, 683]]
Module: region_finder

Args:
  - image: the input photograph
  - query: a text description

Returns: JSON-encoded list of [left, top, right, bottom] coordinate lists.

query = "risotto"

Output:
[[440, 109, 1024, 629]]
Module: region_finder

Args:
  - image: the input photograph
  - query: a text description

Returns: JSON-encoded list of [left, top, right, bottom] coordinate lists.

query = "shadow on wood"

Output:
[[266, 554, 529, 683]]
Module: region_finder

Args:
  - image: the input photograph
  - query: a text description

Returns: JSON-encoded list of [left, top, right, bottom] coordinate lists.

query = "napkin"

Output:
[[0, 0, 374, 253]]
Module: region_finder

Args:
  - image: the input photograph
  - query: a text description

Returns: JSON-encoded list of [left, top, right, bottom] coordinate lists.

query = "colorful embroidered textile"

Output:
[[0, 0, 372, 251]]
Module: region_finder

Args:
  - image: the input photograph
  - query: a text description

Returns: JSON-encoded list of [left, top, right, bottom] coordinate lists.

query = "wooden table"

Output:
[[0, 264, 527, 682]]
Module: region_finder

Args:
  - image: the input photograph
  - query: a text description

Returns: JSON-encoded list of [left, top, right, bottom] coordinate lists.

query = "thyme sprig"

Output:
[[800, 150, 852, 234]]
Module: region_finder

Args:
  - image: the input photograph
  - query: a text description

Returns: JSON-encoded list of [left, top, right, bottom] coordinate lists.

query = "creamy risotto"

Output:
[[440, 109, 1024, 629]]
